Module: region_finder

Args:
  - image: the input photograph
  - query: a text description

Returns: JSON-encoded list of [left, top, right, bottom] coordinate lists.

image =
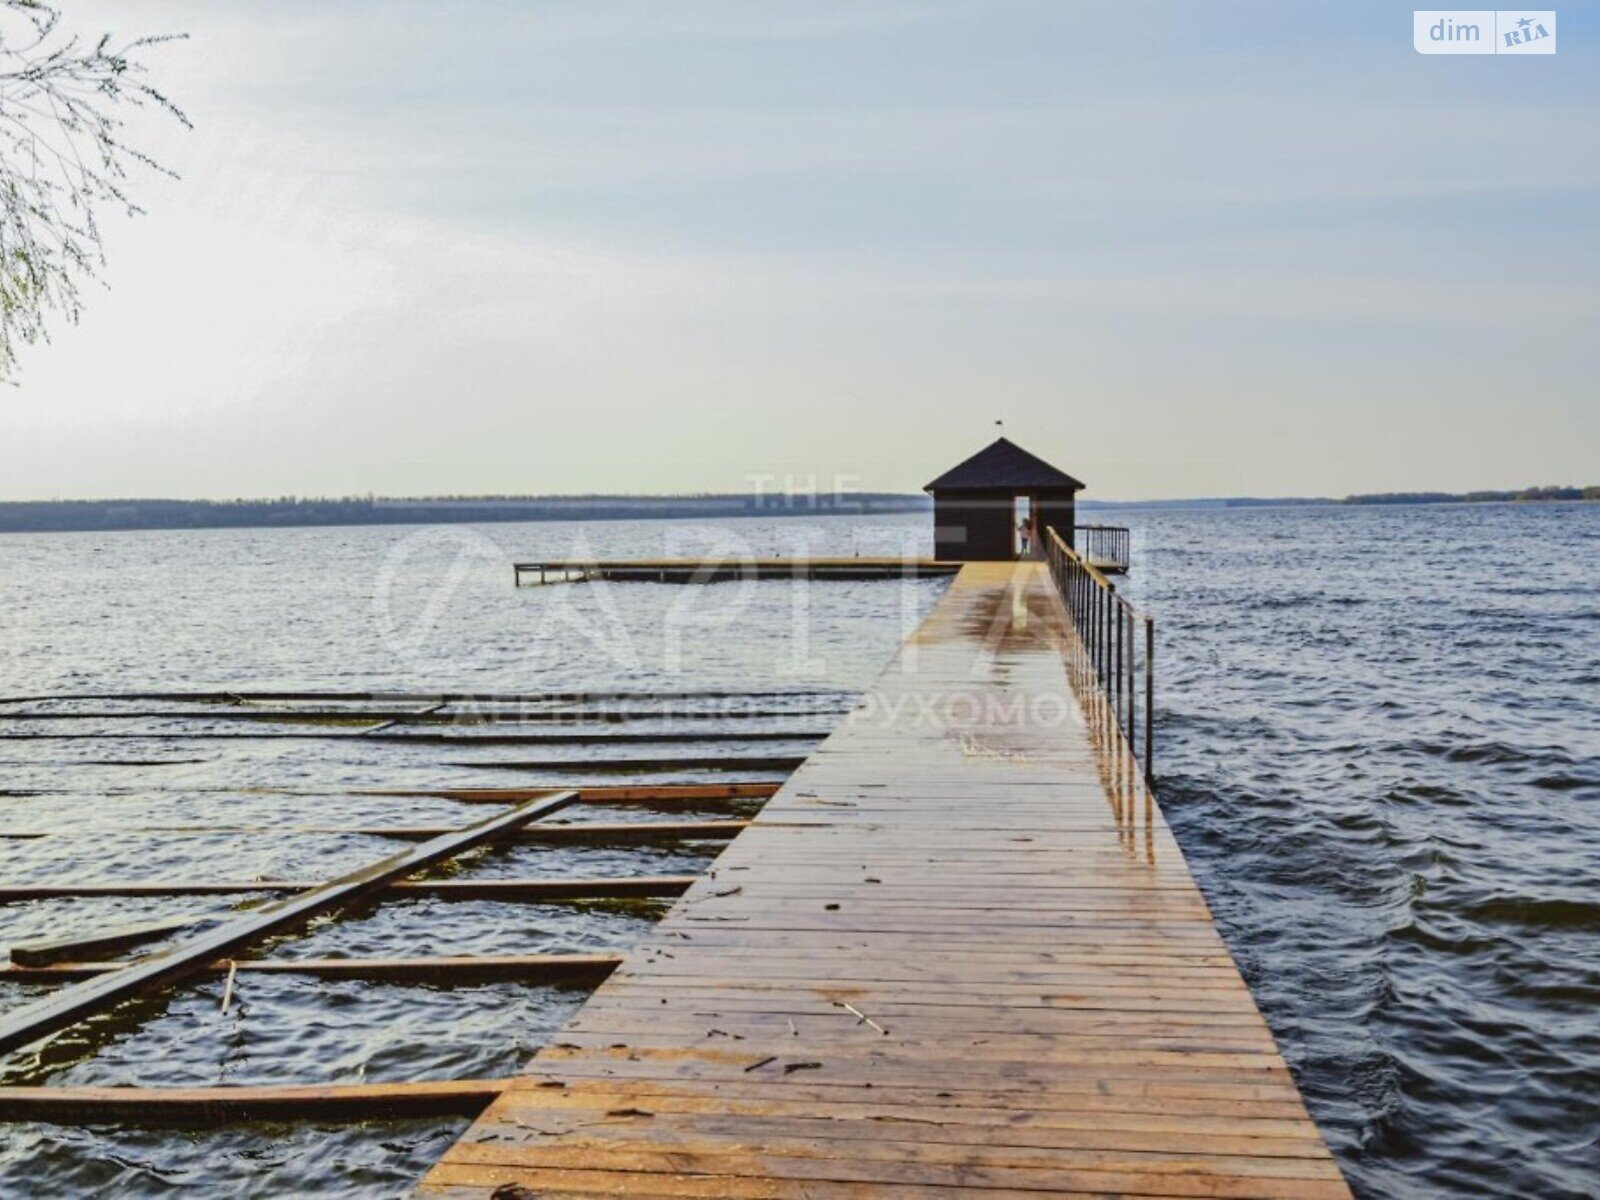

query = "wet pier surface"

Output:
[[420, 562, 1351, 1198]]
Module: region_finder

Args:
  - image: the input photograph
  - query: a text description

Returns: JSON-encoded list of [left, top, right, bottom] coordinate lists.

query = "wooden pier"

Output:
[[421, 561, 1351, 1198]]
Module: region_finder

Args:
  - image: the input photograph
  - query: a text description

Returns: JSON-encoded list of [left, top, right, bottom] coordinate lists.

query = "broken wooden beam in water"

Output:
[[9, 916, 205, 967]]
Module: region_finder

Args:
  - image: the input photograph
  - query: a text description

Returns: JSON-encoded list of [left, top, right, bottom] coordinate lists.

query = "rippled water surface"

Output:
[[1112, 502, 1600, 1200], [0, 515, 943, 1197], [2, 505, 1598, 1198]]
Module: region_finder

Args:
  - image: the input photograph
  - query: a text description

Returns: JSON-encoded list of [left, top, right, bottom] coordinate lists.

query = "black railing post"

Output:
[[1143, 615, 1155, 782]]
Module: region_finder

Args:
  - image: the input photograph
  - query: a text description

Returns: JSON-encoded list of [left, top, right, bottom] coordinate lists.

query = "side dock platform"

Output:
[[421, 561, 1351, 1198], [514, 558, 963, 586]]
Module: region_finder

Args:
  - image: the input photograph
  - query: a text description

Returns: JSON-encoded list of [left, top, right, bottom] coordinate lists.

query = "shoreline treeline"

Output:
[[0, 486, 1594, 535]]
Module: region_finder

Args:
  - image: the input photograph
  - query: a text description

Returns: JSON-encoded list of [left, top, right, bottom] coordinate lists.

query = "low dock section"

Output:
[[424, 562, 1351, 1198], [514, 558, 961, 586]]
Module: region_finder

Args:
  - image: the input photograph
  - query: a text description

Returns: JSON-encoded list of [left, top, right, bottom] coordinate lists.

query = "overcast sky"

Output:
[[3, 1, 1596, 500]]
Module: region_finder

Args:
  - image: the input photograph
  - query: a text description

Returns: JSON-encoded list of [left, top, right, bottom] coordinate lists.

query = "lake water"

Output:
[[2, 504, 1597, 1197]]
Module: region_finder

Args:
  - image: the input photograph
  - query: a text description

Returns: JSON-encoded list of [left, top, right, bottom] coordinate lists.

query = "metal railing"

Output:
[[1045, 526, 1153, 783], [1073, 524, 1130, 572]]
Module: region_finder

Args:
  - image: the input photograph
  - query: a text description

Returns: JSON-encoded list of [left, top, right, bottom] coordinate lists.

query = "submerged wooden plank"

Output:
[[0, 688, 839, 705], [423, 562, 1351, 1197], [0, 707, 845, 724], [1, 953, 623, 984], [9, 916, 202, 967], [2, 821, 751, 844], [1, 783, 784, 808], [0, 730, 825, 745], [449, 755, 808, 774], [0, 876, 699, 902], [0, 1079, 509, 1124], [0, 790, 577, 1056]]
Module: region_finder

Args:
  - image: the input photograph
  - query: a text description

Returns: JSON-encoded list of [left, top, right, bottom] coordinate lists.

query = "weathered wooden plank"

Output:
[[451, 755, 807, 773], [0, 729, 826, 745], [0, 707, 843, 724], [0, 1080, 508, 1124], [9, 915, 202, 966], [1, 821, 749, 844], [0, 876, 698, 903], [0, 688, 839, 705], [1, 953, 623, 984]]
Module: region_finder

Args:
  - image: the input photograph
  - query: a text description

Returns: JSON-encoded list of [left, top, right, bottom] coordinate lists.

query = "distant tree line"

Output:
[[3, 484, 1594, 535], [1342, 486, 1600, 505], [0, 493, 932, 535]]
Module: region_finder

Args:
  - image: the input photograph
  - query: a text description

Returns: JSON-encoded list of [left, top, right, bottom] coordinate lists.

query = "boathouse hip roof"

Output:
[[922, 436, 1085, 493]]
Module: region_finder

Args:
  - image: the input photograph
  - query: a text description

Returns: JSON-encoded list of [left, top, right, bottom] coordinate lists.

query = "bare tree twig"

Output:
[[0, 1, 187, 378]]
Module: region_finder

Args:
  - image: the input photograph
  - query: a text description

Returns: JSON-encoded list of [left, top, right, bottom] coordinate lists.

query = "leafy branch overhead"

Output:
[[0, 1, 187, 377]]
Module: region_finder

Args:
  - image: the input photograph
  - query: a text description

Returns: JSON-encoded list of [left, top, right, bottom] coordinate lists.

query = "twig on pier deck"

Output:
[[837, 1000, 889, 1035]]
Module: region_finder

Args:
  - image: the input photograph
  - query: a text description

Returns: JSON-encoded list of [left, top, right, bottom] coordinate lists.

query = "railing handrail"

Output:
[[1043, 526, 1154, 784], [1049, 529, 1138, 616], [1071, 523, 1131, 572]]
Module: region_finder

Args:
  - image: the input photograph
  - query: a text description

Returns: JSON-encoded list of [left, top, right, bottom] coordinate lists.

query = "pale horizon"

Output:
[[3, 1, 1596, 502]]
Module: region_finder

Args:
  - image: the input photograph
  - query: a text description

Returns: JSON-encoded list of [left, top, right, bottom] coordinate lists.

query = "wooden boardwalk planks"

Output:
[[419, 562, 1351, 1198]]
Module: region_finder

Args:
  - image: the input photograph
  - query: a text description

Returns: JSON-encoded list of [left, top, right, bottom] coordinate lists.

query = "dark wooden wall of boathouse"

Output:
[[925, 436, 1085, 561], [930, 490, 1077, 560]]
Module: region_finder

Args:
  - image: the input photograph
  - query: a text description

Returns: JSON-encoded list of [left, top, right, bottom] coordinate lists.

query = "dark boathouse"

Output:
[[925, 437, 1085, 561]]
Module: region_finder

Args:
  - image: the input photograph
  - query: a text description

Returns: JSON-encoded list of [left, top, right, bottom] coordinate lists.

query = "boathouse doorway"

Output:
[[924, 437, 1085, 562], [1014, 495, 1036, 558]]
